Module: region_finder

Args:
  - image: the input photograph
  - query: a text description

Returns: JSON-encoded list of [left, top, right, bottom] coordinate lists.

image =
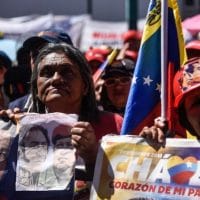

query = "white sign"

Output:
[[80, 19, 128, 51]]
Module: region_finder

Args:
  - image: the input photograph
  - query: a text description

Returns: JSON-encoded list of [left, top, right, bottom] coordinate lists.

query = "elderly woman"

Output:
[[0, 43, 123, 199], [140, 57, 200, 142], [29, 43, 123, 175]]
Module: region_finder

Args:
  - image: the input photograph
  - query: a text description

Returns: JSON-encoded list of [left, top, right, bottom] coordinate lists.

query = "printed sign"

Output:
[[16, 112, 77, 191], [0, 129, 12, 181], [80, 19, 128, 51], [90, 135, 200, 200]]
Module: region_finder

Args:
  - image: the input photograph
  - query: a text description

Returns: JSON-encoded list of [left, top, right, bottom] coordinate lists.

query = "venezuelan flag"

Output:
[[121, 0, 187, 135]]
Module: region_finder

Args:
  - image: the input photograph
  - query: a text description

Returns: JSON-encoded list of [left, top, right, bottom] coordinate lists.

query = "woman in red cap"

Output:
[[122, 30, 142, 62], [122, 30, 142, 52], [140, 57, 200, 142], [84, 46, 111, 74]]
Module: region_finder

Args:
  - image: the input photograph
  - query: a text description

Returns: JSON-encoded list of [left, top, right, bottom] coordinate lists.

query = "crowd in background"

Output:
[[0, 27, 200, 116], [0, 29, 142, 115]]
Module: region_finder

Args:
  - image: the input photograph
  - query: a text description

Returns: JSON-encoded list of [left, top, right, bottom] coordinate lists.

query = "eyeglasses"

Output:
[[104, 76, 131, 87]]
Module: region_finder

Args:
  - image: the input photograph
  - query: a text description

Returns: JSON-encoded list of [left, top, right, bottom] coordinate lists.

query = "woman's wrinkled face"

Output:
[[37, 52, 86, 113], [184, 89, 200, 137]]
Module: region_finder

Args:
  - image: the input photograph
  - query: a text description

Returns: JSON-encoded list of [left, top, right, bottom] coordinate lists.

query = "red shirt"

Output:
[[91, 111, 123, 142]]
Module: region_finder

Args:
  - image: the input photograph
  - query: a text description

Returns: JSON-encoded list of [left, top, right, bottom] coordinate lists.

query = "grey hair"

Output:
[[30, 43, 99, 122]]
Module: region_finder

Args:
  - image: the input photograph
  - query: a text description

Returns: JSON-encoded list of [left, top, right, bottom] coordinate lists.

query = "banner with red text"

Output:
[[90, 135, 200, 200], [80, 19, 128, 52]]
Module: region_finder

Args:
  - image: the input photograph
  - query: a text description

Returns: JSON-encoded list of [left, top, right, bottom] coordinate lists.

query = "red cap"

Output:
[[122, 30, 142, 42], [186, 40, 200, 50], [174, 57, 200, 108], [173, 70, 183, 99], [124, 50, 138, 61], [91, 47, 111, 57], [85, 50, 104, 63]]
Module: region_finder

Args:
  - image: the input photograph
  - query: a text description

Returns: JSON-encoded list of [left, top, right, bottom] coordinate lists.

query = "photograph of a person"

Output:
[[51, 124, 76, 188], [16, 125, 50, 190], [0, 130, 11, 181]]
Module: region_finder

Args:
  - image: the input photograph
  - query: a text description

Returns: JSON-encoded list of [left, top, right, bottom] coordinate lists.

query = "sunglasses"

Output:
[[104, 76, 131, 87]]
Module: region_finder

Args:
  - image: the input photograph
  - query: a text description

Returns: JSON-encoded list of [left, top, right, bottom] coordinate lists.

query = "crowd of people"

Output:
[[0, 26, 200, 199]]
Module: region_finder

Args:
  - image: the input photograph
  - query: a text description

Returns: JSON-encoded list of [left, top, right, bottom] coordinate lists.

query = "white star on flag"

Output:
[[156, 83, 161, 92], [132, 76, 137, 85], [186, 162, 193, 168], [143, 75, 153, 86]]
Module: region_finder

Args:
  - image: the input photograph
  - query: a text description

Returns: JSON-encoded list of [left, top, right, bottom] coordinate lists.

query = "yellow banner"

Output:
[[90, 135, 200, 200]]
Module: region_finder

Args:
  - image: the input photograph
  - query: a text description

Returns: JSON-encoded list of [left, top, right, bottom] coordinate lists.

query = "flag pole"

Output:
[[161, 0, 168, 120]]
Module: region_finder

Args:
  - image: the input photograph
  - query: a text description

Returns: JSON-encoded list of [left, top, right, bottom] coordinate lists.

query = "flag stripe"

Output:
[[168, 0, 187, 70], [169, 0, 187, 66], [141, 0, 161, 44]]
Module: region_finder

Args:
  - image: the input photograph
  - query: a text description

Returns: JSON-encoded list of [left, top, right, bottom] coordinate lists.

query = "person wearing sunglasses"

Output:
[[100, 58, 135, 116]]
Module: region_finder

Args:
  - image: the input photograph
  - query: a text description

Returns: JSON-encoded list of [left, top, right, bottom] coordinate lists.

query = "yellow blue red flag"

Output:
[[121, 0, 187, 135]]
